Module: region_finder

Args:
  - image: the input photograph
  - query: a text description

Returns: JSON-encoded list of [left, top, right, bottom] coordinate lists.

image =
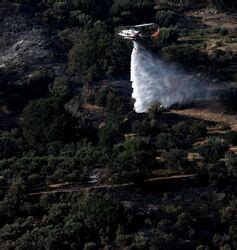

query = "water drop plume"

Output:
[[130, 41, 208, 113]]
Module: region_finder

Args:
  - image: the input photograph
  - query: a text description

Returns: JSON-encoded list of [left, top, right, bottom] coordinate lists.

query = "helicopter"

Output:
[[118, 23, 160, 40]]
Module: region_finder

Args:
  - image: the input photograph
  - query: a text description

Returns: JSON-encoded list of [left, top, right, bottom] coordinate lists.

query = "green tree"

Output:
[[49, 77, 73, 102], [98, 115, 124, 149], [157, 27, 179, 46], [162, 149, 188, 170], [69, 0, 113, 19], [156, 133, 180, 150], [173, 120, 207, 141], [155, 10, 180, 27], [68, 25, 111, 83], [68, 25, 130, 83], [198, 137, 229, 163], [110, 137, 153, 183], [111, 0, 155, 24], [21, 98, 70, 146], [224, 131, 237, 146], [207, 162, 228, 186]]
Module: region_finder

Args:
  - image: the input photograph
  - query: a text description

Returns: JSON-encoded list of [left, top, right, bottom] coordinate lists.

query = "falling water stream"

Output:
[[130, 41, 207, 113]]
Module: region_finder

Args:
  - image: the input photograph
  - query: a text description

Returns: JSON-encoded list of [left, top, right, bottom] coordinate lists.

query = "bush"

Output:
[[49, 77, 73, 102], [68, 25, 130, 83], [219, 88, 237, 111], [220, 122, 231, 131], [162, 149, 188, 170], [225, 152, 237, 180], [69, 10, 93, 27], [75, 143, 109, 167], [110, 0, 155, 24], [95, 86, 132, 113], [210, 0, 237, 11], [208, 162, 228, 186], [132, 118, 152, 136], [67, 194, 130, 247], [21, 98, 70, 146], [68, 25, 111, 83], [155, 10, 180, 27], [68, 0, 112, 20], [158, 27, 179, 46], [110, 137, 153, 184], [173, 120, 207, 140], [161, 44, 202, 65], [98, 116, 124, 149], [148, 102, 163, 120], [211, 49, 233, 63], [0, 134, 23, 160], [223, 131, 237, 145], [156, 133, 180, 150], [198, 137, 229, 163], [107, 37, 131, 76]]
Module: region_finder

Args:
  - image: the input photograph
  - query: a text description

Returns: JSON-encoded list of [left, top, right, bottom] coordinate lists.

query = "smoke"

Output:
[[131, 41, 209, 113]]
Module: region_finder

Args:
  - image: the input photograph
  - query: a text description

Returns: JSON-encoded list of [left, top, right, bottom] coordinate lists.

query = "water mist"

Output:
[[130, 41, 208, 113]]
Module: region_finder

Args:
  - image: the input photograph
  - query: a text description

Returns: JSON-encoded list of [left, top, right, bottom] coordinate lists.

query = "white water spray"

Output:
[[130, 41, 207, 113]]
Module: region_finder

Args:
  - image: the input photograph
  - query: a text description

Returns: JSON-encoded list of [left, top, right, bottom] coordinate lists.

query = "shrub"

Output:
[[220, 122, 231, 131], [95, 86, 131, 113], [110, 0, 155, 24], [73, 194, 125, 241], [68, 26, 110, 83], [155, 10, 180, 27], [69, 10, 93, 27], [162, 149, 188, 170], [148, 102, 163, 120], [21, 98, 70, 146], [173, 120, 207, 140], [211, 49, 233, 63], [68, 25, 130, 83], [207, 162, 228, 186], [219, 88, 237, 111], [69, 0, 112, 20], [0, 136, 21, 160], [198, 137, 229, 163], [156, 133, 180, 150], [106, 37, 131, 76], [223, 131, 237, 145], [110, 137, 153, 184], [150, 232, 176, 249], [225, 152, 237, 179], [49, 77, 73, 102], [161, 44, 202, 65], [158, 27, 179, 46], [98, 116, 124, 149], [210, 0, 237, 11], [75, 143, 109, 167], [140, 119, 153, 136]]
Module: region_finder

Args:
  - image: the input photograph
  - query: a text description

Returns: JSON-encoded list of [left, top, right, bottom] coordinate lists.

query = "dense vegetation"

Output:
[[0, 0, 236, 249]]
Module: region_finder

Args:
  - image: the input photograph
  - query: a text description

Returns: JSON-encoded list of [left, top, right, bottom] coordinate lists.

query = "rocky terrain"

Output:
[[0, 14, 65, 84]]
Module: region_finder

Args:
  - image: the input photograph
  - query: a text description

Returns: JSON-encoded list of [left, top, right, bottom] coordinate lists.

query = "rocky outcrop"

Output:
[[0, 12, 67, 128], [0, 14, 65, 85]]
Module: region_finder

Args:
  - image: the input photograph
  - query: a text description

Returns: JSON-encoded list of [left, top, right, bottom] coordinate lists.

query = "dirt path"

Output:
[[170, 108, 237, 131], [28, 174, 198, 196]]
